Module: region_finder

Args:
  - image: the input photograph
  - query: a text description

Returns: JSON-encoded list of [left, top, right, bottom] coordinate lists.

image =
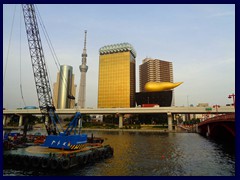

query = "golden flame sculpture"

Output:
[[145, 82, 183, 92]]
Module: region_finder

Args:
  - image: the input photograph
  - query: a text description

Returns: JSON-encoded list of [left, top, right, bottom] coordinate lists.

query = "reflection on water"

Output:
[[3, 130, 235, 176]]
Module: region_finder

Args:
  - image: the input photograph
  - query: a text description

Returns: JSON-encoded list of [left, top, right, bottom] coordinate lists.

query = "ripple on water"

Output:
[[3, 131, 235, 176]]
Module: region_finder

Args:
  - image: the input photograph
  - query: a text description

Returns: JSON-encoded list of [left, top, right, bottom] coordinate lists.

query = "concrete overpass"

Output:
[[2, 106, 234, 115], [3, 106, 235, 131]]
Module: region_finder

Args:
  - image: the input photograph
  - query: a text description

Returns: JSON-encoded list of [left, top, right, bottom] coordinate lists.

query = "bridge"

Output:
[[3, 106, 234, 131], [197, 113, 235, 140]]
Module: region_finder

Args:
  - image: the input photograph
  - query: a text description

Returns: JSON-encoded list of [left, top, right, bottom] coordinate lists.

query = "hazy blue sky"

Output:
[[3, 4, 235, 109]]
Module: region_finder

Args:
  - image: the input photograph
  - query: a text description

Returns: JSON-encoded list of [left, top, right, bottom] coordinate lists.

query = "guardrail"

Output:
[[3, 106, 235, 115], [198, 113, 235, 126]]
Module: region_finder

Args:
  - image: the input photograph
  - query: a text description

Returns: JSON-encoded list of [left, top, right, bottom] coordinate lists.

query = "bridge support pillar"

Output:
[[3, 115, 11, 127], [45, 115, 49, 124], [167, 112, 173, 131], [119, 114, 123, 128], [3, 115, 7, 126], [196, 124, 199, 133], [175, 125, 180, 132], [19, 115, 23, 127], [206, 124, 210, 136], [23, 116, 29, 138]]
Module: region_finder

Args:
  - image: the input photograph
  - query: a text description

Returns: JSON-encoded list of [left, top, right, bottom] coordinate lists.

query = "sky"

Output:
[[3, 4, 235, 109]]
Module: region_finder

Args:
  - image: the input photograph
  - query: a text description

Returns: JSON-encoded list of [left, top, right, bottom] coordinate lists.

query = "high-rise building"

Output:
[[98, 43, 136, 108], [53, 65, 76, 109], [78, 30, 88, 108], [136, 58, 174, 107], [139, 58, 173, 92]]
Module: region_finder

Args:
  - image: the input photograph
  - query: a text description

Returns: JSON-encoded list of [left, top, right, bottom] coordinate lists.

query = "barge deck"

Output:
[[3, 144, 114, 170]]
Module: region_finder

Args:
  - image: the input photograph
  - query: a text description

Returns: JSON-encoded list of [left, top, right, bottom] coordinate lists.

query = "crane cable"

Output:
[[3, 5, 17, 89], [35, 5, 75, 100], [19, 6, 26, 107], [35, 6, 60, 69], [4, 5, 27, 107]]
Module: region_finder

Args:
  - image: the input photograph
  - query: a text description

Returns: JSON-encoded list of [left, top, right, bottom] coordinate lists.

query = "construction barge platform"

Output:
[[3, 143, 114, 170], [3, 131, 113, 170]]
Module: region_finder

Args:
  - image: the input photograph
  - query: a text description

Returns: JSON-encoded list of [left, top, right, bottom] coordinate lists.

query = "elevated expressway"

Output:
[[3, 106, 235, 131]]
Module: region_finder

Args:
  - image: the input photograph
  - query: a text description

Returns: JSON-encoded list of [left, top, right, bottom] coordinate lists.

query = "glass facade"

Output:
[[53, 65, 76, 109], [98, 51, 136, 108]]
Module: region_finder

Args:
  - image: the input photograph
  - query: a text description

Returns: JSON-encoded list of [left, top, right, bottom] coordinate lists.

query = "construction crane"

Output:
[[21, 4, 87, 149]]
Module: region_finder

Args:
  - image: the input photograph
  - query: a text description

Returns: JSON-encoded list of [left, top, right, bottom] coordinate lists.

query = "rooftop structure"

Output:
[[99, 42, 137, 58]]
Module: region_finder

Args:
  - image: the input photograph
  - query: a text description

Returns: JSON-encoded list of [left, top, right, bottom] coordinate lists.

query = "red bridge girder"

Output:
[[210, 122, 235, 137], [198, 113, 235, 126], [198, 113, 235, 138]]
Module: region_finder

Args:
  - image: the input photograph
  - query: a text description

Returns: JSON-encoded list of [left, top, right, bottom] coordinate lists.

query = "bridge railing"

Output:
[[198, 113, 235, 126]]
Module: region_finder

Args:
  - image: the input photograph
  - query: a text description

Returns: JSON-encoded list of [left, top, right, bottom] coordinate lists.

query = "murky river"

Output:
[[3, 130, 235, 176]]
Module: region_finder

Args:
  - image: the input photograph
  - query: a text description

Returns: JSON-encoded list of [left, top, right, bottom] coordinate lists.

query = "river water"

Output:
[[3, 130, 235, 176]]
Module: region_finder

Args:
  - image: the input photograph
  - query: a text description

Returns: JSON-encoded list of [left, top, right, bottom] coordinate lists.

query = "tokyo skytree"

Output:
[[78, 30, 88, 108]]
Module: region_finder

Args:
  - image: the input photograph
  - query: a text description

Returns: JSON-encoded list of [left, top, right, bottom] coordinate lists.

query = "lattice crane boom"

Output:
[[21, 4, 61, 135], [21, 5, 88, 147], [22, 4, 54, 114]]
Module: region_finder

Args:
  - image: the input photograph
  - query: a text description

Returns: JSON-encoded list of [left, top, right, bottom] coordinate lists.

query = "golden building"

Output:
[[98, 43, 136, 108]]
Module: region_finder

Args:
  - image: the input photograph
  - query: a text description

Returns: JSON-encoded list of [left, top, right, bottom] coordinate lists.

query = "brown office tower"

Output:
[[139, 58, 173, 92], [98, 43, 136, 108], [137, 58, 174, 107]]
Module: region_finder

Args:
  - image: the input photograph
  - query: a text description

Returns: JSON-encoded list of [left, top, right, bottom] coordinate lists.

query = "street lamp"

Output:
[[228, 93, 235, 109], [213, 104, 220, 116]]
